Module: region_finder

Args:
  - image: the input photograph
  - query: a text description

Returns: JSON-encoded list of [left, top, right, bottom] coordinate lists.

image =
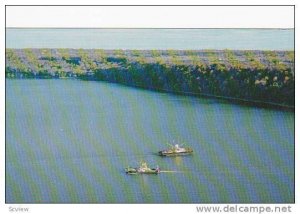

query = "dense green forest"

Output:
[[6, 48, 295, 108]]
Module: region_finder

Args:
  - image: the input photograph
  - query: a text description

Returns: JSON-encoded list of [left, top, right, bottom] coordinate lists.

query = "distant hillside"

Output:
[[6, 49, 295, 108]]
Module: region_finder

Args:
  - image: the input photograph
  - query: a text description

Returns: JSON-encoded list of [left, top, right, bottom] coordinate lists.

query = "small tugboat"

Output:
[[125, 161, 160, 175], [158, 143, 193, 156]]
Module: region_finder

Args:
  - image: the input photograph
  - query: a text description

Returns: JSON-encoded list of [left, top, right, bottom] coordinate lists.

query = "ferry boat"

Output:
[[125, 161, 160, 175], [158, 144, 193, 156]]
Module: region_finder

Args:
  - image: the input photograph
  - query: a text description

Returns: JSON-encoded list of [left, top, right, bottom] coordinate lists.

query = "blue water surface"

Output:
[[6, 28, 294, 50], [6, 79, 294, 203]]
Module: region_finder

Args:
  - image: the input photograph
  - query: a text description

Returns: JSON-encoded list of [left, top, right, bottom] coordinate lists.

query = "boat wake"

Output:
[[159, 170, 184, 173]]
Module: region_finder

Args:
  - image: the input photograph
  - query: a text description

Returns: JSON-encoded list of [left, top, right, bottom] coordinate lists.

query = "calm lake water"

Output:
[[6, 28, 294, 50], [6, 79, 294, 203]]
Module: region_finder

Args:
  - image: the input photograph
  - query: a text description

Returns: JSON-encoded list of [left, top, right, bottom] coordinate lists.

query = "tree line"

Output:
[[6, 48, 294, 107]]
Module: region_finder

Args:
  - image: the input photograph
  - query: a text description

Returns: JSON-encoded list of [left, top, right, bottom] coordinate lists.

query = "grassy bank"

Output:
[[6, 48, 295, 108]]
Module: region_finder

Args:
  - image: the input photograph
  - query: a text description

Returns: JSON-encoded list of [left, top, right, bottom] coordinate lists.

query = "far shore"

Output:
[[6, 48, 295, 110]]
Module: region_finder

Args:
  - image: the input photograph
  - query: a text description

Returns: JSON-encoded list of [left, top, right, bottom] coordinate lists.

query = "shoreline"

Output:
[[6, 48, 295, 110]]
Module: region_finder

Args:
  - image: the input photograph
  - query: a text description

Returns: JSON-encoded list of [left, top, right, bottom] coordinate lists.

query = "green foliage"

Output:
[[78, 49, 97, 71], [215, 63, 226, 72], [205, 50, 219, 64], [151, 50, 164, 64], [6, 49, 28, 72], [40, 49, 63, 73], [244, 51, 265, 70], [264, 51, 287, 71], [167, 49, 183, 65], [71, 64, 84, 74], [154, 57, 164, 64], [6, 48, 295, 106], [95, 49, 108, 64], [24, 49, 44, 72], [167, 49, 177, 56], [135, 55, 148, 64], [114, 49, 124, 57], [151, 50, 160, 57], [264, 51, 280, 66], [58, 48, 70, 60], [170, 55, 183, 65], [224, 49, 245, 70], [286, 51, 294, 62], [131, 50, 140, 56], [186, 50, 206, 68], [40, 49, 53, 59]]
